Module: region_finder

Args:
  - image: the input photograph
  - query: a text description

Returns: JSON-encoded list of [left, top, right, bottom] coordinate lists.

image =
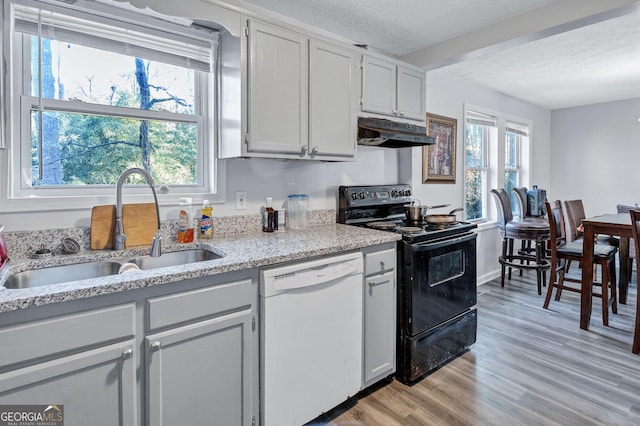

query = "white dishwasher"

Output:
[[260, 251, 364, 426]]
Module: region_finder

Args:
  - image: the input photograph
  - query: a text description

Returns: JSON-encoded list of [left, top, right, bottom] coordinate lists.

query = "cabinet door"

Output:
[[396, 66, 426, 121], [146, 308, 254, 426], [247, 20, 308, 156], [309, 40, 357, 159], [361, 55, 396, 116], [364, 270, 396, 386], [0, 341, 136, 426]]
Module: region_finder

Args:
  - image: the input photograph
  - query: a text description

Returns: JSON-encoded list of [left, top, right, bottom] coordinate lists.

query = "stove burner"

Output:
[[367, 221, 399, 230], [397, 226, 423, 234]]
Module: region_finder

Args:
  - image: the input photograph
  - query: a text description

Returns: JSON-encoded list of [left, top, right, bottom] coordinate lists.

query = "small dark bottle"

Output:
[[263, 197, 275, 232]]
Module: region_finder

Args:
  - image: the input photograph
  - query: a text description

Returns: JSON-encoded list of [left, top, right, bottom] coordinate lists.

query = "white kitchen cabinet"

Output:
[[245, 19, 357, 160], [309, 39, 358, 159], [396, 66, 427, 120], [0, 305, 137, 426], [361, 55, 426, 121], [0, 271, 258, 426], [362, 244, 397, 387], [145, 278, 256, 426], [247, 19, 309, 157]]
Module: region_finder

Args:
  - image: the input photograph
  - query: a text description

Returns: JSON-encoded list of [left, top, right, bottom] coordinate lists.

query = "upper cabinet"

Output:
[[361, 55, 426, 121], [244, 19, 357, 161], [246, 20, 308, 157]]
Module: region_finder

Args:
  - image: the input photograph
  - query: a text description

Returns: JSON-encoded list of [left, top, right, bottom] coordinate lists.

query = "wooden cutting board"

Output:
[[90, 203, 159, 249]]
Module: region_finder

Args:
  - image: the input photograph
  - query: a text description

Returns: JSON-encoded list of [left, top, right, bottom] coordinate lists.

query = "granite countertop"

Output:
[[0, 224, 400, 313]]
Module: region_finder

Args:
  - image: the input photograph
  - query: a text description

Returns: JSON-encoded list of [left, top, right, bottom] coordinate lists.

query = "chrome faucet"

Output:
[[114, 168, 162, 257]]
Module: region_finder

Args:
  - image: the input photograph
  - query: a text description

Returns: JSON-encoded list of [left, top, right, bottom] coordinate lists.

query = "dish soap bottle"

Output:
[[262, 197, 275, 232], [177, 197, 194, 243], [200, 200, 213, 239]]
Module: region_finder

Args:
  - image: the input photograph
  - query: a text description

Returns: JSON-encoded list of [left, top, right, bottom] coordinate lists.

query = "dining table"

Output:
[[580, 212, 633, 330]]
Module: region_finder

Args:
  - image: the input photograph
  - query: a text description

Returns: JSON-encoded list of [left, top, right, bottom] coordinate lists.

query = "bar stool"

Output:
[[491, 188, 551, 294], [512, 187, 549, 272]]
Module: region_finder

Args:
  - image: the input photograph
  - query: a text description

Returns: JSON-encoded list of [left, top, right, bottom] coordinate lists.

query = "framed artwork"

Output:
[[422, 113, 457, 183]]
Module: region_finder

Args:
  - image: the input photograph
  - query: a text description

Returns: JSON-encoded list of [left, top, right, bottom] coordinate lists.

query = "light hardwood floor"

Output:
[[309, 271, 640, 425]]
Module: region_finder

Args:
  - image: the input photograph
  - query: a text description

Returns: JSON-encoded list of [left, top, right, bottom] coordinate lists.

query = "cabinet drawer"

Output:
[[0, 304, 135, 369], [365, 249, 396, 276], [147, 279, 253, 331]]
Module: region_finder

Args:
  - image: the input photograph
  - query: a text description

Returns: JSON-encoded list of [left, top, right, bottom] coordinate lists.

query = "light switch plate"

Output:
[[236, 191, 247, 210]]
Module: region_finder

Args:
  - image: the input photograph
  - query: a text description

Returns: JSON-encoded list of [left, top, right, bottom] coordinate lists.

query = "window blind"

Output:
[[12, 0, 217, 72], [506, 121, 530, 137], [466, 110, 497, 127]]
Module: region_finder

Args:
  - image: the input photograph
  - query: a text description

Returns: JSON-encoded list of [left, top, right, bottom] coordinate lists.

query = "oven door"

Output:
[[403, 232, 477, 336]]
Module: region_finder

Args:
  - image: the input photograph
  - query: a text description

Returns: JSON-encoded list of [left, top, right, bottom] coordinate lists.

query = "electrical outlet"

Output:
[[236, 191, 247, 210]]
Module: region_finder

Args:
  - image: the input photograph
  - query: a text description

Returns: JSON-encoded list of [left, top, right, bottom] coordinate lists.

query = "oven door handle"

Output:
[[412, 232, 476, 251]]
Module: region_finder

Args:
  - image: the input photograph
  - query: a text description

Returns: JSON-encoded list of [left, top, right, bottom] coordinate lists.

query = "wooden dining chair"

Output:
[[563, 199, 618, 277], [544, 200, 618, 325], [628, 209, 640, 353]]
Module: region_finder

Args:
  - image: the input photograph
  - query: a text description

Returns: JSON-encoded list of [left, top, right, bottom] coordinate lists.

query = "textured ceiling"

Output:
[[438, 7, 640, 109], [238, 0, 559, 56], [236, 0, 640, 110]]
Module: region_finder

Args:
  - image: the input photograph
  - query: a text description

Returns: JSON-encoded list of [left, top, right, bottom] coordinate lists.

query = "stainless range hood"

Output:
[[357, 117, 436, 148]]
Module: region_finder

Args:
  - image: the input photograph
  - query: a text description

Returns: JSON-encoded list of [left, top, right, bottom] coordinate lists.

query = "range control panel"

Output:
[[339, 184, 413, 208]]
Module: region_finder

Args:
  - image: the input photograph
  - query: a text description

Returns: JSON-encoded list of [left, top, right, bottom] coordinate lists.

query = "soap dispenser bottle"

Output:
[[177, 198, 194, 243], [200, 200, 213, 239]]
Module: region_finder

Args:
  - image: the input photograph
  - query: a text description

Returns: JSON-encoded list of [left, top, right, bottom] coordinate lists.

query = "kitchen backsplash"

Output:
[[3, 209, 336, 259]]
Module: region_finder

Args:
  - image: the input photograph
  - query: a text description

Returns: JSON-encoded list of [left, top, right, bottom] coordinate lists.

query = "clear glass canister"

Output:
[[287, 194, 309, 230]]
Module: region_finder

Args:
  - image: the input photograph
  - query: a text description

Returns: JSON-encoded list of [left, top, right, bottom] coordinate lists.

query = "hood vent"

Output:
[[357, 117, 436, 148]]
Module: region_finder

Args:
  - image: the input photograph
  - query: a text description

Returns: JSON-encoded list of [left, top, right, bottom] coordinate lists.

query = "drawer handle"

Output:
[[150, 341, 161, 352], [121, 348, 133, 360], [380, 261, 385, 269]]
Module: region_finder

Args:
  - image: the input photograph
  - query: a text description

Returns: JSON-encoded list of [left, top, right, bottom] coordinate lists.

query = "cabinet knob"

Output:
[[121, 348, 133, 360], [300, 146, 308, 156], [380, 261, 385, 270], [398, 111, 405, 117], [310, 146, 319, 155], [392, 110, 398, 116], [150, 341, 161, 352]]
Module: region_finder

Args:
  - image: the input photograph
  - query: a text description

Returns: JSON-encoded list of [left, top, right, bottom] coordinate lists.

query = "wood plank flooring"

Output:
[[309, 271, 640, 425]]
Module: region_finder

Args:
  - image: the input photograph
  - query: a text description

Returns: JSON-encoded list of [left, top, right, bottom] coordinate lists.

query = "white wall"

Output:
[[550, 98, 640, 216], [0, 147, 402, 230], [422, 70, 552, 283]]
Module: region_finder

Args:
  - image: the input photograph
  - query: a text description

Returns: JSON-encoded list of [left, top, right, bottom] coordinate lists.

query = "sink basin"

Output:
[[127, 249, 222, 270], [4, 261, 123, 289]]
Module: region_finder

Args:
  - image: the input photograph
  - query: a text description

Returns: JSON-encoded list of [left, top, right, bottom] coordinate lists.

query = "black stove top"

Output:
[[338, 184, 477, 244], [364, 218, 476, 243]]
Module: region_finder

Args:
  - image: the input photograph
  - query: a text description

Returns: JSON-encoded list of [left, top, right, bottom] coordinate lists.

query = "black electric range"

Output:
[[338, 184, 478, 384]]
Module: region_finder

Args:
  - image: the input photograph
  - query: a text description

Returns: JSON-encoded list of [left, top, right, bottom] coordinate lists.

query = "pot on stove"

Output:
[[404, 201, 449, 222]]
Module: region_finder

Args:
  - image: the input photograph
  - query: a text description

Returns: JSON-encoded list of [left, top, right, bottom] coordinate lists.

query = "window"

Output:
[[464, 111, 495, 220], [3, 0, 218, 208], [464, 105, 531, 221], [504, 121, 529, 209]]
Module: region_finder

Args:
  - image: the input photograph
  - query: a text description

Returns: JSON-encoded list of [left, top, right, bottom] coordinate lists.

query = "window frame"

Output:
[[463, 104, 532, 223], [1, 0, 224, 212]]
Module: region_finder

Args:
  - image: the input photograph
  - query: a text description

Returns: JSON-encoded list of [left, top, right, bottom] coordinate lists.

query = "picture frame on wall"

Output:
[[423, 113, 457, 183]]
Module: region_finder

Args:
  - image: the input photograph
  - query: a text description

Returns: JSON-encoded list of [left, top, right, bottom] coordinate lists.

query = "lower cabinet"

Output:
[[0, 272, 258, 426], [362, 244, 397, 388], [0, 305, 137, 426], [145, 279, 255, 426]]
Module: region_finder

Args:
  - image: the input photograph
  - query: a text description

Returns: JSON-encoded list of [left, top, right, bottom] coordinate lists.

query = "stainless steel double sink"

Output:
[[3, 249, 222, 289]]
